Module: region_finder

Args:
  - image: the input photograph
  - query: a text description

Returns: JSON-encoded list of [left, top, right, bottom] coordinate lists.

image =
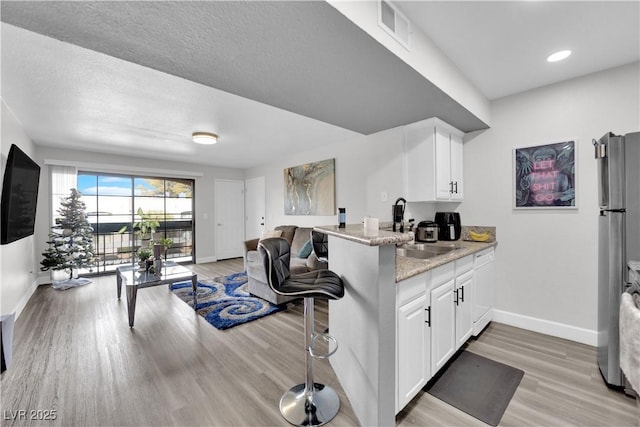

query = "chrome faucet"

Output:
[[393, 197, 407, 232]]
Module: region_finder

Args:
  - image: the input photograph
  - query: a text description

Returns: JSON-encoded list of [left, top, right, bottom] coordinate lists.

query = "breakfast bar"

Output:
[[314, 224, 497, 426], [314, 224, 411, 427]]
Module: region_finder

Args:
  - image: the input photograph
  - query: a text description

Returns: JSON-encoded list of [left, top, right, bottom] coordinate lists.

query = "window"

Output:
[[77, 172, 194, 274]]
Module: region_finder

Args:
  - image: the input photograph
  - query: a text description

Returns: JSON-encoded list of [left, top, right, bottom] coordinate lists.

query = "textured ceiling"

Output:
[[3, 1, 636, 169], [1, 23, 362, 169], [0, 1, 487, 135]]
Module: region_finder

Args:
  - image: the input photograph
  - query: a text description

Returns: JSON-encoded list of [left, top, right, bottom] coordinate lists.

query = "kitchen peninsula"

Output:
[[314, 224, 496, 427]]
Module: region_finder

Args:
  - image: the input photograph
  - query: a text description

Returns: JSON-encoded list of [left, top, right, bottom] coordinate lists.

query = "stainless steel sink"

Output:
[[396, 243, 459, 259]]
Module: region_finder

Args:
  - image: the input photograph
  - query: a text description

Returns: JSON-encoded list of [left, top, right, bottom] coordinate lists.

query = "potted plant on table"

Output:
[[137, 248, 153, 271]]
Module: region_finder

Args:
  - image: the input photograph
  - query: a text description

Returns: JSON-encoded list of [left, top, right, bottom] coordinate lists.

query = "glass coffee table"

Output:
[[116, 261, 197, 327]]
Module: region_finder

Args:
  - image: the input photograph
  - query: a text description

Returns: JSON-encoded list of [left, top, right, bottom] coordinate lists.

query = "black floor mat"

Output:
[[426, 351, 524, 426]]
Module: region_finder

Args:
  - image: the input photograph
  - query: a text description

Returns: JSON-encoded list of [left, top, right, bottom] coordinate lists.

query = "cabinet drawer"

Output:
[[397, 272, 428, 307], [455, 255, 473, 274], [474, 247, 494, 267], [431, 262, 454, 288]]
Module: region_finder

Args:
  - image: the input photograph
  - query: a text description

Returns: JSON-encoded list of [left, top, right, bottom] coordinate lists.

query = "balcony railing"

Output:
[[83, 220, 193, 274]]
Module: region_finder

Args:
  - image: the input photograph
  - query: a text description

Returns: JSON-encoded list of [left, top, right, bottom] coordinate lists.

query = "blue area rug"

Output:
[[171, 272, 285, 330]]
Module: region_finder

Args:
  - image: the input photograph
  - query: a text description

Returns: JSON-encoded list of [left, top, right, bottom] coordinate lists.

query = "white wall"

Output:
[[459, 62, 640, 344], [33, 146, 244, 275], [246, 126, 414, 229], [248, 62, 640, 346], [244, 121, 451, 231], [1, 99, 40, 317]]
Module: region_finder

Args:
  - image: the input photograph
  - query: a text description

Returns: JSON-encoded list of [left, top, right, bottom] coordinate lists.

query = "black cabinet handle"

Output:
[[425, 306, 431, 327], [454, 289, 459, 306], [454, 181, 458, 194], [460, 285, 465, 302], [449, 181, 454, 193]]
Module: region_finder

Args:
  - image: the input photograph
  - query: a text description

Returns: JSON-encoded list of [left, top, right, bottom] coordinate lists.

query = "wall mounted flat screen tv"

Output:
[[1, 144, 41, 245]]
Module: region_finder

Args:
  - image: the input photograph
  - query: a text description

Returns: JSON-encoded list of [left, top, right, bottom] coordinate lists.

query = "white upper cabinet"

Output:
[[404, 118, 465, 202], [449, 132, 464, 201]]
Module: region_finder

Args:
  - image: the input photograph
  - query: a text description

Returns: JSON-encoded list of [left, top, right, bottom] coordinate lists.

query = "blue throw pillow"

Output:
[[298, 239, 313, 258]]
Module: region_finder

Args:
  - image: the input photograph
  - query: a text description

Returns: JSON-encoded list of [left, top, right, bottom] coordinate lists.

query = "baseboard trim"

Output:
[[196, 256, 217, 264], [11, 278, 41, 321], [493, 309, 597, 347]]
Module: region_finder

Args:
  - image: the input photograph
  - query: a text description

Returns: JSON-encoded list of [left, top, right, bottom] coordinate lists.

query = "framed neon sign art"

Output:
[[513, 140, 577, 209]]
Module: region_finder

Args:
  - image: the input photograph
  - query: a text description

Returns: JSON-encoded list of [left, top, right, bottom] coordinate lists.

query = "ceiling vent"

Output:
[[378, 0, 410, 50]]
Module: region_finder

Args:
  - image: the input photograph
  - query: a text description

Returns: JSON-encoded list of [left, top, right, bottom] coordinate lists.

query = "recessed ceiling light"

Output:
[[547, 50, 571, 62], [192, 132, 218, 145]]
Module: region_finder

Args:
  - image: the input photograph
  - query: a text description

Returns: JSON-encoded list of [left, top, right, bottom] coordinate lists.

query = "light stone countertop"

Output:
[[313, 223, 497, 283], [314, 224, 413, 246], [396, 240, 497, 282]]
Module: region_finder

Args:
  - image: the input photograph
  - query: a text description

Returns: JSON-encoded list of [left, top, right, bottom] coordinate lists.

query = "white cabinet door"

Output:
[[450, 132, 464, 201], [404, 120, 436, 202], [431, 279, 456, 374], [404, 118, 465, 202], [455, 270, 474, 349], [435, 126, 452, 200], [397, 294, 428, 410], [423, 295, 432, 387]]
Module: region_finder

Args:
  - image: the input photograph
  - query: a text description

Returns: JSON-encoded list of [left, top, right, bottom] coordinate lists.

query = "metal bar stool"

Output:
[[258, 237, 344, 426]]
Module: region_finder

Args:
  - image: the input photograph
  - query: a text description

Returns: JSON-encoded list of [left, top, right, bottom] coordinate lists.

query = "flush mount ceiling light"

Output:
[[192, 132, 218, 145], [547, 50, 572, 62]]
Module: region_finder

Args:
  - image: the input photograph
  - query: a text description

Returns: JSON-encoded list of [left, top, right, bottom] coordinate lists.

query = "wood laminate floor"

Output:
[[1, 259, 637, 426]]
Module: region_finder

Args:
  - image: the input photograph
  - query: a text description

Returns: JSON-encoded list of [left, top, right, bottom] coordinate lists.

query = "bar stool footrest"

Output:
[[309, 332, 338, 359]]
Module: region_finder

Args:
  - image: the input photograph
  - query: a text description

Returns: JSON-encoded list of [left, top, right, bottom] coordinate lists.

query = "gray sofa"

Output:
[[244, 225, 327, 305]]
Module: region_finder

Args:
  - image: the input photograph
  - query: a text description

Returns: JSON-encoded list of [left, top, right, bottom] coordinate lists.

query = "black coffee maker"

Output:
[[434, 212, 461, 241]]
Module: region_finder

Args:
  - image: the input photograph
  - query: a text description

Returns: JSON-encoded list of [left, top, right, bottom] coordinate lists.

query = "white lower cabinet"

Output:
[[397, 294, 429, 411], [396, 253, 487, 413], [396, 272, 431, 413], [430, 278, 456, 374], [455, 270, 474, 349]]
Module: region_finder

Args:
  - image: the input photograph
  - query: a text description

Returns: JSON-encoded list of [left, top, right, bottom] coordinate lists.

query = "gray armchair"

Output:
[[243, 225, 327, 305]]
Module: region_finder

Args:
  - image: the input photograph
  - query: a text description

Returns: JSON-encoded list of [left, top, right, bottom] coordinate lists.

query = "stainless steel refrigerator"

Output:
[[595, 131, 640, 387]]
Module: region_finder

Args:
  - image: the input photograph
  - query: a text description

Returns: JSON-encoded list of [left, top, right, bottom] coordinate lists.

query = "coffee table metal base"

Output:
[[116, 262, 197, 327]]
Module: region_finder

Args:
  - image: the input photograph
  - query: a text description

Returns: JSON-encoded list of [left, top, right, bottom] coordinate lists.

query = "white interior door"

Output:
[[244, 176, 266, 240], [214, 179, 245, 260]]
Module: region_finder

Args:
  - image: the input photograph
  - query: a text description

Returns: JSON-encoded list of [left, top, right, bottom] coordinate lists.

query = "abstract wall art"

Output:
[[284, 158, 335, 215]]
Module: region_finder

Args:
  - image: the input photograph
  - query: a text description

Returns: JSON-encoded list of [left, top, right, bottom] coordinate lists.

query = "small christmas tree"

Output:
[[41, 188, 96, 278]]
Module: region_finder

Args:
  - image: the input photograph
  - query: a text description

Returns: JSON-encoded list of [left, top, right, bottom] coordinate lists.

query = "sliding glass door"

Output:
[[77, 172, 194, 274]]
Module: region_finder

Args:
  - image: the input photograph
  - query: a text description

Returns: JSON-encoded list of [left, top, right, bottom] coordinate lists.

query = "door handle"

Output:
[[425, 306, 431, 327]]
